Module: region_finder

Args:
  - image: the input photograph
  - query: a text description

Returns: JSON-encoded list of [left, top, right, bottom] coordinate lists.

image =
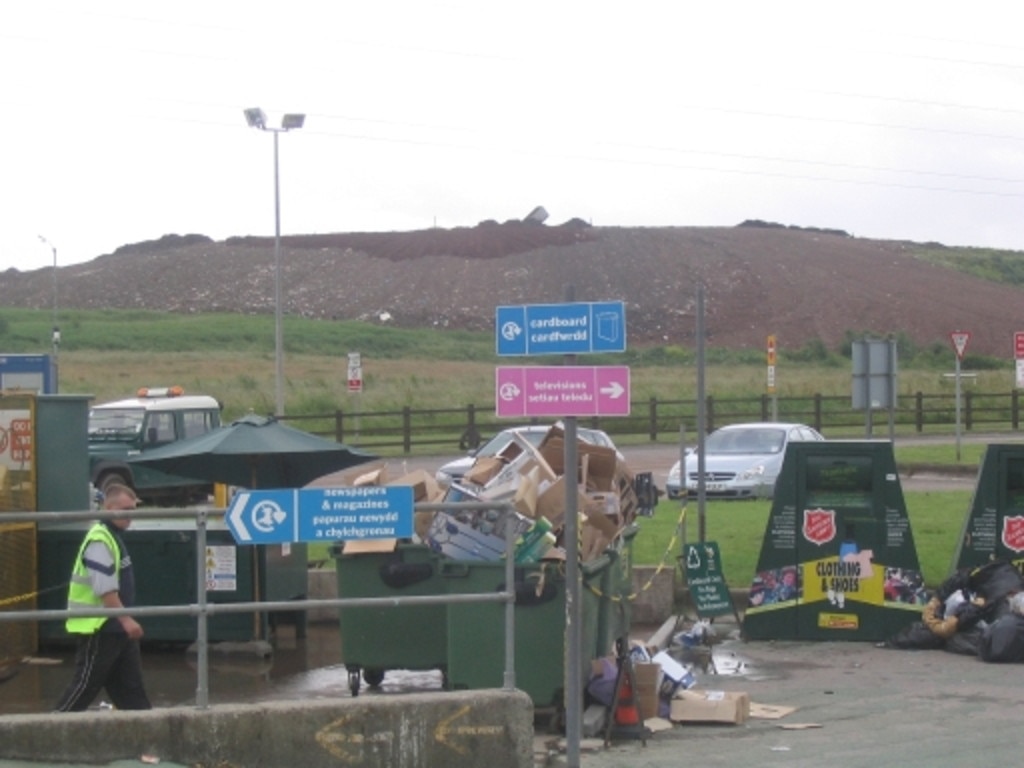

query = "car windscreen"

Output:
[[578, 427, 612, 449], [477, 429, 547, 456], [88, 408, 145, 438], [706, 428, 784, 454]]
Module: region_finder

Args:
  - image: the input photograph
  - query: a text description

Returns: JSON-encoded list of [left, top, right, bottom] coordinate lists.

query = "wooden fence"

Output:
[[279, 390, 1024, 453]]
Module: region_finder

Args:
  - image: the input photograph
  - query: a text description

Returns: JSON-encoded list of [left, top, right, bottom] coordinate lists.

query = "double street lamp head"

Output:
[[243, 107, 305, 133]]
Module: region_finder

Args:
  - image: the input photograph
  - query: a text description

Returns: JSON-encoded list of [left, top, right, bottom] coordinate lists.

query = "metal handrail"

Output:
[[1, 502, 518, 709]]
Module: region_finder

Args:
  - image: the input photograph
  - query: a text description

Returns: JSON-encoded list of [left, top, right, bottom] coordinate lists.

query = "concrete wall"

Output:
[[0, 690, 534, 768], [629, 566, 675, 625]]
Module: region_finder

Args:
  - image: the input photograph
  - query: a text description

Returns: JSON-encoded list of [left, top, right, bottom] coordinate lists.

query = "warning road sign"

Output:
[[950, 331, 971, 361]]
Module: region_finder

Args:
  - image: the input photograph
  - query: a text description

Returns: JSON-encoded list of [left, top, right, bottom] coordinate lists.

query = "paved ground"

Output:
[[6, 614, 1023, 768], [547, 615, 1024, 768]]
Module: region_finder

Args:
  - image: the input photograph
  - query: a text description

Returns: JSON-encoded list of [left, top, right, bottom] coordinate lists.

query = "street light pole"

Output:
[[243, 107, 305, 418], [272, 128, 283, 419], [38, 235, 60, 371]]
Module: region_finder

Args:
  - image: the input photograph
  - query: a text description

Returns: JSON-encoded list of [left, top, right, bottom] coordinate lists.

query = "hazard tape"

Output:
[[586, 504, 687, 603], [0, 582, 68, 608]]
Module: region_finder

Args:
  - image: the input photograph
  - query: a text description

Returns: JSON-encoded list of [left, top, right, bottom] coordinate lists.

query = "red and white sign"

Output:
[[347, 352, 363, 393], [802, 508, 836, 546], [950, 331, 971, 361], [495, 365, 630, 418], [10, 418, 31, 462], [1015, 332, 1024, 360], [1002, 516, 1024, 553], [0, 409, 31, 469]]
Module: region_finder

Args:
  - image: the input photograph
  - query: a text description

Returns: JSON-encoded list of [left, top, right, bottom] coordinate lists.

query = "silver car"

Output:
[[435, 424, 620, 487], [666, 422, 824, 500]]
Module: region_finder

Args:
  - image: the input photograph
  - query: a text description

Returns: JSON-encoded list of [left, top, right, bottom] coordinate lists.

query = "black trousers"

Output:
[[54, 632, 152, 711]]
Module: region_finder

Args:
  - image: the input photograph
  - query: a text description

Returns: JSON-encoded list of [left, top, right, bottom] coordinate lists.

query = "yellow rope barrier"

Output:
[[586, 504, 687, 603], [0, 583, 67, 608]]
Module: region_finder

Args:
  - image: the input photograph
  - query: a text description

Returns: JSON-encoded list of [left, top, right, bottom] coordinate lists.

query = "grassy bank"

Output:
[[0, 307, 1012, 420]]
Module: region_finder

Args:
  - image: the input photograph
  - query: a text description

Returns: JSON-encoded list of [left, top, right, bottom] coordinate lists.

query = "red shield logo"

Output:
[[803, 508, 836, 546], [1002, 516, 1024, 553]]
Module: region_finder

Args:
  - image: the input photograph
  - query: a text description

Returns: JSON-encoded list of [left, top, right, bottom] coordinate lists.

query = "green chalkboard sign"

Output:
[[683, 541, 735, 618]]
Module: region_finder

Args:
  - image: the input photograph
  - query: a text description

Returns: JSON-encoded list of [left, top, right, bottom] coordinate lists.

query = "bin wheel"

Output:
[[348, 668, 362, 697], [363, 668, 385, 687]]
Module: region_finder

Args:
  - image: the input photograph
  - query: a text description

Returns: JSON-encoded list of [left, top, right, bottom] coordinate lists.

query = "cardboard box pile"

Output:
[[421, 425, 644, 562], [333, 424, 644, 564]]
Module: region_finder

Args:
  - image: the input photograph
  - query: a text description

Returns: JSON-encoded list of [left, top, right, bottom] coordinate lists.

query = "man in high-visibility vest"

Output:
[[54, 483, 152, 711]]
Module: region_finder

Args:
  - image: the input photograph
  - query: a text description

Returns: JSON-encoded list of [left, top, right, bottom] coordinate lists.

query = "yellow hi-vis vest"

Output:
[[65, 522, 121, 635]]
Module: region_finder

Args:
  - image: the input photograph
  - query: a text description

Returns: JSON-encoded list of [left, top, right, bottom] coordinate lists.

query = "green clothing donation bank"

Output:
[[954, 443, 1024, 571], [743, 441, 924, 642]]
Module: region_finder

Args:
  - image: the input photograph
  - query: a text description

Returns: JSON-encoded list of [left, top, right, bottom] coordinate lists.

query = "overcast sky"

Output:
[[3, 1, 1024, 272]]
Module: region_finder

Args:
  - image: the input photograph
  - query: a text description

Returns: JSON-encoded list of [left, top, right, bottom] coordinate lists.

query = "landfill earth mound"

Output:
[[1, 219, 1022, 355]]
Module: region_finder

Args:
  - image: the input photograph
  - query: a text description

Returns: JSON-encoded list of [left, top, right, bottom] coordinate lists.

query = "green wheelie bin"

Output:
[[333, 543, 448, 695], [592, 523, 639, 657], [442, 546, 627, 712]]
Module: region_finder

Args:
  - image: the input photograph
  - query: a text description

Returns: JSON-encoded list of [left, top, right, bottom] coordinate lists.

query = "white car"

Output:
[[435, 424, 620, 486], [666, 422, 824, 500]]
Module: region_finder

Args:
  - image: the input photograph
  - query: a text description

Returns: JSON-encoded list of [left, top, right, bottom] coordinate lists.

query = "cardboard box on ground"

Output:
[[669, 690, 751, 724], [338, 424, 644, 563]]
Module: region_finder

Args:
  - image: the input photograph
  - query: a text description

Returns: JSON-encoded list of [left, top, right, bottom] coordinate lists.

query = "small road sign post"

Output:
[[950, 330, 971, 462], [347, 352, 363, 393], [1015, 332, 1024, 389]]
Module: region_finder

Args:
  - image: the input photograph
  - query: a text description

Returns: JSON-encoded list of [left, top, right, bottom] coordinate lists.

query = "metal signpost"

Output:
[[226, 486, 414, 544], [1014, 332, 1024, 389], [494, 298, 629, 768], [851, 337, 898, 440], [347, 352, 363, 393], [950, 330, 971, 462]]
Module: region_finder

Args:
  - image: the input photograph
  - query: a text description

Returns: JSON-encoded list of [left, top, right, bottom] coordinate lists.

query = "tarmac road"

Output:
[[400, 437, 988, 495]]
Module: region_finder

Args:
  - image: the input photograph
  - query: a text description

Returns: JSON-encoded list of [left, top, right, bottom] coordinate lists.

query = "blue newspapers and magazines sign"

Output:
[[495, 301, 626, 356], [226, 486, 414, 544]]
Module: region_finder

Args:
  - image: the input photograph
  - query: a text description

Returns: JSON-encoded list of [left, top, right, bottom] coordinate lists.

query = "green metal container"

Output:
[[443, 551, 623, 709], [35, 395, 91, 512], [590, 524, 639, 660], [333, 543, 448, 695]]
